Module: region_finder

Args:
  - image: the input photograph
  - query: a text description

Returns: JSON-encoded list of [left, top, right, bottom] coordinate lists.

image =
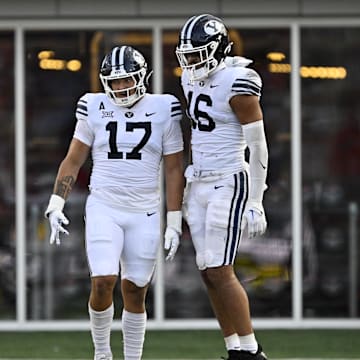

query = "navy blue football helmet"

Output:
[[176, 14, 232, 81], [99, 46, 147, 106]]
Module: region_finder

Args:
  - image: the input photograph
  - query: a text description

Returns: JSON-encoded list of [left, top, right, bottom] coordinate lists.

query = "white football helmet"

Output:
[[99, 46, 148, 107], [176, 14, 232, 81]]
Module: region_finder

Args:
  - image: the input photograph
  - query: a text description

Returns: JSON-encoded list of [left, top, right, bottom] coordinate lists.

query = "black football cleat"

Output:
[[222, 345, 268, 360]]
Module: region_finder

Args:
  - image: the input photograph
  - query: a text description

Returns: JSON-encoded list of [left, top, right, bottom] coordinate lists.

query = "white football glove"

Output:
[[48, 210, 69, 245], [45, 194, 69, 245], [164, 210, 182, 261], [241, 201, 267, 239]]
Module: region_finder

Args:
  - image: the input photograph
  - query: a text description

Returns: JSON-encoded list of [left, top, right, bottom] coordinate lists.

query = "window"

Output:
[[0, 31, 15, 320], [301, 28, 360, 318]]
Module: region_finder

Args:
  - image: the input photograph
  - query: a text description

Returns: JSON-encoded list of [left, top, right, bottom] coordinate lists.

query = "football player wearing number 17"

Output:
[[176, 14, 269, 360], [45, 45, 184, 360]]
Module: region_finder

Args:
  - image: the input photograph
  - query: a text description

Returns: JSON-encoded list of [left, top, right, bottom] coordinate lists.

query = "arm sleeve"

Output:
[[242, 120, 268, 203]]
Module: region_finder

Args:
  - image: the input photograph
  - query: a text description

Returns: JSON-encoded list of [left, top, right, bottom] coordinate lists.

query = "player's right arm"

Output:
[[53, 138, 91, 199], [45, 93, 93, 245], [45, 138, 90, 245]]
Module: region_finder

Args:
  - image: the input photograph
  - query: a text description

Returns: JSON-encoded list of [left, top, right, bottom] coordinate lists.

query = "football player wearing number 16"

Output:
[[176, 14, 269, 360], [44, 45, 184, 360]]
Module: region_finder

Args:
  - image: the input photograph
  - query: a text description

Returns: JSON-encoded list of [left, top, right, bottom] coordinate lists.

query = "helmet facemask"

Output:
[[176, 40, 220, 81], [100, 68, 147, 107]]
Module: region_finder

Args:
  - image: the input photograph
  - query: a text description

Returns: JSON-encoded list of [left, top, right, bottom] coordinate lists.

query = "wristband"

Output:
[[245, 200, 264, 214], [167, 210, 182, 234], [45, 194, 65, 218]]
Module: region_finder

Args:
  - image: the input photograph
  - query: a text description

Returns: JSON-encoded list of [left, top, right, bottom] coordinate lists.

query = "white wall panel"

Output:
[[302, 0, 360, 15], [221, 0, 299, 16], [1, 0, 360, 18], [137, 0, 219, 16], [59, 0, 138, 16], [0, 0, 56, 17]]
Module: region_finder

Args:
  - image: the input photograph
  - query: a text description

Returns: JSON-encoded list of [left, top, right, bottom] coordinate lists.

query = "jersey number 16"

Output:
[[187, 91, 215, 132]]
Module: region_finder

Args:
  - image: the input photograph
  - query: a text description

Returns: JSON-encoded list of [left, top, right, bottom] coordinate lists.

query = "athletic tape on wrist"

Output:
[[45, 194, 65, 217]]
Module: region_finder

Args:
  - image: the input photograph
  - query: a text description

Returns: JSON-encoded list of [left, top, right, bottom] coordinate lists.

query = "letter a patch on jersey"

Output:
[[99, 101, 105, 110]]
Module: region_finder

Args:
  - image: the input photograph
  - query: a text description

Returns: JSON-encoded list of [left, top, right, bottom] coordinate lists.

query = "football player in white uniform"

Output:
[[176, 14, 268, 360], [45, 45, 184, 360]]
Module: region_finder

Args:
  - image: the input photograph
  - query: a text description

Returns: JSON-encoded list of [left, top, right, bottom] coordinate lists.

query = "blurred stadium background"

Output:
[[0, 0, 359, 358]]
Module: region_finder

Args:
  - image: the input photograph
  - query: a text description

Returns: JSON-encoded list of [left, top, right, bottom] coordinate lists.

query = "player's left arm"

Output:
[[164, 151, 184, 211], [230, 94, 269, 238], [163, 150, 185, 260]]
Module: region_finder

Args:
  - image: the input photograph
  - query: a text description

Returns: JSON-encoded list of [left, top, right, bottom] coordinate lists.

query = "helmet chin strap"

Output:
[[116, 93, 137, 106], [113, 89, 144, 107], [189, 57, 219, 82], [191, 66, 208, 81]]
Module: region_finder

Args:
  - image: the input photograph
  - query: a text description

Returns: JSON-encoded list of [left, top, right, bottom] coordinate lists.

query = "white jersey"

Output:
[[73, 92, 183, 211], [181, 60, 262, 175]]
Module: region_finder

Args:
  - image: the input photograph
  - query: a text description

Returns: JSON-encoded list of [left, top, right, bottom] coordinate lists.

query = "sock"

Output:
[[239, 333, 258, 353], [89, 303, 114, 355], [122, 309, 147, 360], [224, 333, 241, 351]]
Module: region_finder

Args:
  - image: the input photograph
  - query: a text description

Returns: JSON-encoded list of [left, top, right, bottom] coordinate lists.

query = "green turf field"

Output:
[[0, 329, 359, 359]]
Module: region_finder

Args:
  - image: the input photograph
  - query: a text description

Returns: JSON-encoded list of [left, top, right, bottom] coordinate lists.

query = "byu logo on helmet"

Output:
[[204, 19, 223, 35], [132, 50, 145, 67]]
